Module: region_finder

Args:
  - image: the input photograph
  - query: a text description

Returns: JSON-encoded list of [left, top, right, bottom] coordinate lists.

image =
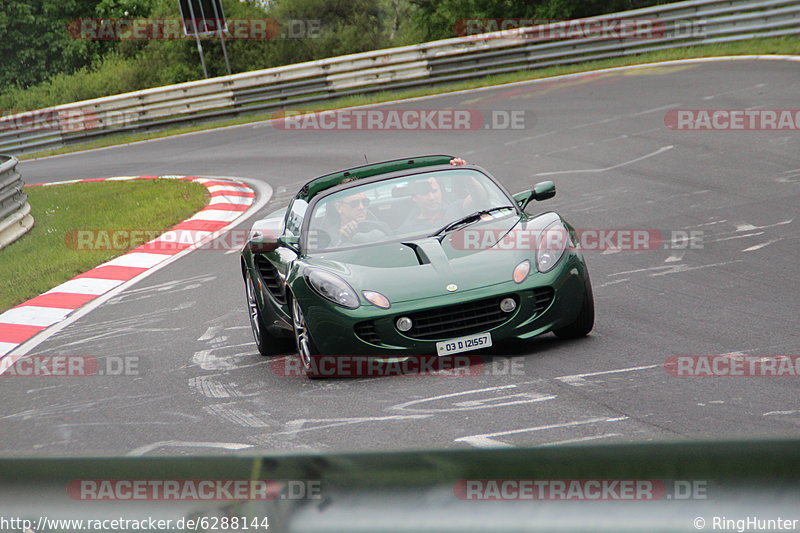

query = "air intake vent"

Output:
[[354, 321, 382, 345], [255, 256, 286, 304], [401, 295, 518, 340]]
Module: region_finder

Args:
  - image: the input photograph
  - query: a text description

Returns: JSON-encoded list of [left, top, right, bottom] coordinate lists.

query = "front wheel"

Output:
[[246, 271, 289, 356], [291, 297, 323, 377], [553, 279, 594, 339]]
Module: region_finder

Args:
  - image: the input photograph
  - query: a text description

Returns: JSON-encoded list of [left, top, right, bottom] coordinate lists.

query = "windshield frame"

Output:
[[299, 166, 521, 254]]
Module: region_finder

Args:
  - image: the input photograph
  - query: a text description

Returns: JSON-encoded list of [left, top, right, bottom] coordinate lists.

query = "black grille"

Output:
[[532, 287, 555, 314], [354, 321, 382, 344], [255, 256, 286, 304], [402, 294, 518, 340]]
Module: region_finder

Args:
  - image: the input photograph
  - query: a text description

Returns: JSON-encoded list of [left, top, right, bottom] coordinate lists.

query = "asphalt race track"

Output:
[[2, 58, 798, 456]]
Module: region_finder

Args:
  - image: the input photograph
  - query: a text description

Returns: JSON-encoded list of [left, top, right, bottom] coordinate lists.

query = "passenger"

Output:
[[404, 157, 485, 232]]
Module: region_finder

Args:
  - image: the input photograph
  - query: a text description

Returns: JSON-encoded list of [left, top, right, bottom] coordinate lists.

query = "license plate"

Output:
[[436, 332, 492, 356]]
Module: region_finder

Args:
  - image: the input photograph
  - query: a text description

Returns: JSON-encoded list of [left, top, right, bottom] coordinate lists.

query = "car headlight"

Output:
[[304, 268, 360, 309], [536, 220, 569, 273]]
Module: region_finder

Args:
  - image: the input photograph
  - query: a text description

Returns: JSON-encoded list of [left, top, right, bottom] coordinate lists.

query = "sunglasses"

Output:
[[344, 197, 370, 208]]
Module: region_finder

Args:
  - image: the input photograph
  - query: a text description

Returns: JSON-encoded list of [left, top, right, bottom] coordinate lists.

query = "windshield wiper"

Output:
[[429, 206, 514, 237]]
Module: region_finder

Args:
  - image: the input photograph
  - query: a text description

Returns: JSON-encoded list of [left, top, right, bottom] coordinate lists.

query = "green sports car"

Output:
[[241, 155, 593, 374]]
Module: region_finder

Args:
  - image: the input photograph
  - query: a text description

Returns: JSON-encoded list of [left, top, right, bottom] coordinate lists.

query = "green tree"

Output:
[[265, 0, 392, 65], [0, 0, 118, 91], [406, 0, 675, 40]]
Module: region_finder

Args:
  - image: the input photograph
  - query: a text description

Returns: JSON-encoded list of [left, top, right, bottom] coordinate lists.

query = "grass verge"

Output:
[[0, 179, 208, 312], [20, 36, 800, 161]]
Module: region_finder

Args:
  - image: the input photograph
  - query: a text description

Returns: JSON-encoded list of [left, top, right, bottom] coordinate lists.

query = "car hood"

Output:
[[305, 213, 558, 303]]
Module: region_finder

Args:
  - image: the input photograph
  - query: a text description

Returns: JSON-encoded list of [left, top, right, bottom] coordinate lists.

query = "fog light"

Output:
[[396, 317, 413, 332], [500, 297, 517, 313]]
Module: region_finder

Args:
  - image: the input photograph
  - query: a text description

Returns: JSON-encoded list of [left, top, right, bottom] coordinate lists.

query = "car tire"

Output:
[[246, 271, 290, 356], [554, 278, 594, 339], [291, 296, 323, 378]]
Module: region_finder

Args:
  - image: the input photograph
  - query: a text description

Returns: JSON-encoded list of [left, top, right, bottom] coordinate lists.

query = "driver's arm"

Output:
[[450, 157, 485, 211]]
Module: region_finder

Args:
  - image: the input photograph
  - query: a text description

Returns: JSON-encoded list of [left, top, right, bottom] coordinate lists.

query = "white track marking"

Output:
[[629, 104, 678, 116], [533, 145, 673, 177], [205, 185, 252, 193], [735, 220, 792, 232], [276, 415, 432, 436], [595, 278, 630, 288], [681, 219, 727, 229], [649, 260, 743, 277], [192, 349, 238, 371], [44, 278, 125, 295], [452, 393, 556, 408], [707, 232, 764, 243], [198, 326, 222, 341], [0, 306, 72, 327], [456, 417, 630, 448], [742, 239, 782, 252], [0, 343, 17, 356], [609, 260, 742, 277], [702, 83, 768, 100], [103, 252, 168, 269], [538, 433, 622, 446], [664, 251, 685, 263], [127, 440, 253, 456], [764, 410, 800, 416], [189, 210, 243, 222], [390, 385, 555, 412], [555, 364, 658, 386], [209, 195, 252, 205]]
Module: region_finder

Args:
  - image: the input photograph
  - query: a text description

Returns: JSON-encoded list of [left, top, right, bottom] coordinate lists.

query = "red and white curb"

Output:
[[0, 175, 257, 367]]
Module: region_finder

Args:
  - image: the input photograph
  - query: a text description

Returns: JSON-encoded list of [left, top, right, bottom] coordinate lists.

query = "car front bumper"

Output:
[[296, 251, 590, 356]]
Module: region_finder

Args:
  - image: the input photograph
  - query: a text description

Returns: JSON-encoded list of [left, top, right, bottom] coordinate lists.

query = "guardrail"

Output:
[[0, 155, 33, 249], [1, 439, 800, 532], [1, 0, 798, 155]]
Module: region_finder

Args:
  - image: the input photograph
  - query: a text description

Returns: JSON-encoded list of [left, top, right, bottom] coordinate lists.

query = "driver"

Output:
[[333, 181, 389, 245]]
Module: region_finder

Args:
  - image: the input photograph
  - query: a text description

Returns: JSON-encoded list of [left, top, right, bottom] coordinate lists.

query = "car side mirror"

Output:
[[533, 181, 556, 201], [514, 181, 555, 211], [513, 190, 535, 211], [248, 219, 285, 253], [278, 236, 300, 253], [248, 232, 279, 253]]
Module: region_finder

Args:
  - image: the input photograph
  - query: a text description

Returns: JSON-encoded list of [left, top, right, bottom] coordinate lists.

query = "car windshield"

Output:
[[305, 169, 515, 252]]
